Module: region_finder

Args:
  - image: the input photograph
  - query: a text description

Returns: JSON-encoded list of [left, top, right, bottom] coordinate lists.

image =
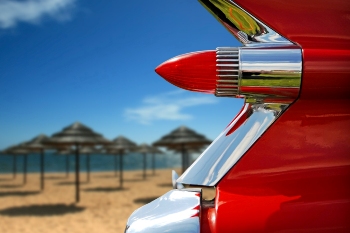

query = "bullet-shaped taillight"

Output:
[[155, 46, 302, 104], [155, 51, 217, 94]]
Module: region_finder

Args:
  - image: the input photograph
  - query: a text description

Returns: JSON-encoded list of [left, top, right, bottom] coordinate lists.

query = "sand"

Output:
[[0, 168, 191, 233]]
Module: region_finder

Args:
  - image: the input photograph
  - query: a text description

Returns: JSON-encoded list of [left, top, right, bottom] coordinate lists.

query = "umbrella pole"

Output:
[[182, 153, 185, 174], [119, 152, 123, 188], [23, 154, 27, 185], [185, 150, 189, 171], [114, 155, 118, 177], [87, 154, 90, 183], [13, 155, 17, 179], [75, 144, 80, 203], [40, 149, 44, 191], [143, 153, 146, 180], [187, 151, 191, 169], [181, 144, 185, 174], [152, 153, 155, 175], [65, 154, 69, 178]]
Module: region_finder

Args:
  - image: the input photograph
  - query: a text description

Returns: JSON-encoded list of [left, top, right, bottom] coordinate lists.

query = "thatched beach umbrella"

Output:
[[104, 136, 137, 188], [1, 143, 30, 184], [135, 143, 163, 179], [43, 122, 111, 203], [153, 125, 211, 173], [23, 134, 52, 190]]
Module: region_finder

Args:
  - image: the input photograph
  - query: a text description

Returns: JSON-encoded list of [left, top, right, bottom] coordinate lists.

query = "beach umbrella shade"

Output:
[[1, 143, 30, 184], [104, 136, 137, 188], [153, 125, 211, 173], [22, 134, 56, 190], [135, 143, 163, 178], [43, 122, 111, 203]]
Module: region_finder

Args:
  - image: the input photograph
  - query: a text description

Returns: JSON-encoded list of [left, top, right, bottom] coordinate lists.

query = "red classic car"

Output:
[[125, 0, 350, 232]]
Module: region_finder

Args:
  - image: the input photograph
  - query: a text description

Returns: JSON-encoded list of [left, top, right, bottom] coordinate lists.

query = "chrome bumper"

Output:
[[125, 188, 201, 233]]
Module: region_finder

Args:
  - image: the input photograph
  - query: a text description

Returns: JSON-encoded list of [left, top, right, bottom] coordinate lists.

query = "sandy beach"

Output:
[[0, 168, 197, 233]]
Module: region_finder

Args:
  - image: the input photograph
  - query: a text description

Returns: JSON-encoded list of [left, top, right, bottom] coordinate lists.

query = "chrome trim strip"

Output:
[[125, 189, 201, 233], [177, 103, 285, 186], [198, 0, 292, 46]]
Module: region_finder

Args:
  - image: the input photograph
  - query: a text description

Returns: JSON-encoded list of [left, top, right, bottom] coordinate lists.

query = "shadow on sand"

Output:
[[0, 184, 24, 189], [56, 181, 88, 186], [134, 174, 151, 178], [123, 178, 144, 182], [133, 197, 158, 204], [0, 191, 40, 198], [95, 174, 118, 178], [157, 183, 173, 188], [0, 204, 85, 216], [45, 176, 67, 180], [83, 187, 128, 192], [0, 177, 14, 182]]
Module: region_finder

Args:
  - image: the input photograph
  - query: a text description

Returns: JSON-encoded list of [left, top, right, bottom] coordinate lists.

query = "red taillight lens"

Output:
[[155, 51, 217, 94]]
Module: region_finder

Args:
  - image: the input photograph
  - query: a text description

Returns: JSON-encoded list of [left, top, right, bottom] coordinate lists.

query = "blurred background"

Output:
[[0, 0, 242, 232]]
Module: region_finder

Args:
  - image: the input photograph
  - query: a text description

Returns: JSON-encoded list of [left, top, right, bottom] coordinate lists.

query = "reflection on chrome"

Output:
[[239, 46, 302, 103], [198, 0, 292, 46], [177, 103, 285, 186], [125, 189, 201, 233]]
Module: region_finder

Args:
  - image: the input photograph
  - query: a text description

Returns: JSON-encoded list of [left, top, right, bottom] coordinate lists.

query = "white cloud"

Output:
[[0, 0, 76, 29], [125, 91, 217, 125]]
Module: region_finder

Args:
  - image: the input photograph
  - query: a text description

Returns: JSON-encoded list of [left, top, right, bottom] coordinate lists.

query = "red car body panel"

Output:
[[302, 49, 350, 99], [201, 0, 350, 232]]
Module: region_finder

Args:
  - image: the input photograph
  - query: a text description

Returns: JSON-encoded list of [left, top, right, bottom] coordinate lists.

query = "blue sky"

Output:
[[0, 0, 243, 150]]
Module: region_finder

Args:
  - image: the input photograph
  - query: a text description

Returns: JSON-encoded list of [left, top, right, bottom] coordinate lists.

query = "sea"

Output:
[[0, 151, 187, 174]]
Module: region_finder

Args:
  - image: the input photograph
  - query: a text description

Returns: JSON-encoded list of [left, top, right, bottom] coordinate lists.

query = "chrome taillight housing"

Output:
[[155, 0, 303, 105], [156, 46, 302, 105]]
